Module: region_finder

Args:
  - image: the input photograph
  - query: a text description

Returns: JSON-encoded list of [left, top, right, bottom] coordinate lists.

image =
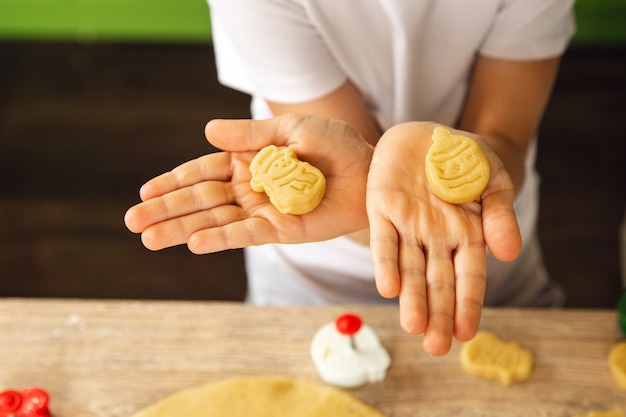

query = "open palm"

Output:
[[125, 114, 373, 254], [367, 122, 522, 356]]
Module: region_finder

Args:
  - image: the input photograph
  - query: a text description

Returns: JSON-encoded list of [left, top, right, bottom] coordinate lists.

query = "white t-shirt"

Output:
[[208, 0, 575, 307]]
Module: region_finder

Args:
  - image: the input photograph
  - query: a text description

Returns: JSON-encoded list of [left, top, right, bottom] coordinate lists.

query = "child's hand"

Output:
[[124, 114, 373, 253], [367, 122, 521, 356]]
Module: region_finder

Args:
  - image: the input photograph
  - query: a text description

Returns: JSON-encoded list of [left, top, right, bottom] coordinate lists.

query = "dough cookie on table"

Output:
[[425, 127, 490, 204], [609, 341, 626, 390], [459, 331, 533, 386], [250, 145, 326, 215], [130, 376, 386, 417]]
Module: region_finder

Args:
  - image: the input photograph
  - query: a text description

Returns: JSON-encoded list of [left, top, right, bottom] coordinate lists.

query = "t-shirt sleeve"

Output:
[[480, 0, 576, 60], [208, 0, 346, 103]]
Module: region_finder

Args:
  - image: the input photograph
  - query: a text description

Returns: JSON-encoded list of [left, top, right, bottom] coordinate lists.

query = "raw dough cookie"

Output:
[[250, 145, 326, 215], [130, 377, 386, 417], [425, 127, 490, 204], [459, 331, 533, 386], [609, 341, 626, 390]]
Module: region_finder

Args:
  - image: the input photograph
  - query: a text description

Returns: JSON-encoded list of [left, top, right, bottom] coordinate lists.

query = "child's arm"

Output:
[[367, 56, 561, 356]]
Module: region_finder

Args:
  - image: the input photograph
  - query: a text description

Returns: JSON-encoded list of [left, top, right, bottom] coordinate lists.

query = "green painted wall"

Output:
[[0, 0, 212, 43], [0, 0, 624, 45], [574, 0, 626, 46]]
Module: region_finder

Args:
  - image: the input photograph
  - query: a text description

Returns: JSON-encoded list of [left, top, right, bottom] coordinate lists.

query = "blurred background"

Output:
[[0, 0, 624, 307]]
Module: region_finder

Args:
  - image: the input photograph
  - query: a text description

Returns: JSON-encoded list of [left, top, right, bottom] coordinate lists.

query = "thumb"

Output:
[[481, 187, 522, 262], [205, 115, 295, 152]]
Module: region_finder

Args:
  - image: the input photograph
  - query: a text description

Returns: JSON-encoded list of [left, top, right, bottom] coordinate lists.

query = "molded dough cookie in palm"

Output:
[[250, 145, 326, 215], [425, 127, 490, 204]]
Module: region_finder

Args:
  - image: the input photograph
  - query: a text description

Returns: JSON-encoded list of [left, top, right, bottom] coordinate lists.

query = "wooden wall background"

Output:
[[0, 42, 624, 308]]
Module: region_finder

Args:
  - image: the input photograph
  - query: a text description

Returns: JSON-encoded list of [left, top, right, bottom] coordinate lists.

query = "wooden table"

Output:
[[0, 299, 623, 416]]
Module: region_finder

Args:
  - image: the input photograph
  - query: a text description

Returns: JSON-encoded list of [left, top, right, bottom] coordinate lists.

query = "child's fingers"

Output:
[[453, 243, 486, 342], [139, 152, 234, 201], [205, 116, 293, 152], [125, 180, 234, 234], [396, 239, 428, 336], [140, 205, 245, 251], [421, 242, 455, 356], [187, 217, 278, 253], [369, 214, 402, 299], [481, 164, 522, 262]]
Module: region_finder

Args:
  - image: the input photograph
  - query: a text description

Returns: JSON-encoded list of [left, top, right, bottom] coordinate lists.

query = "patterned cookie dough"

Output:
[[425, 127, 490, 204], [249, 145, 326, 215], [459, 331, 533, 386]]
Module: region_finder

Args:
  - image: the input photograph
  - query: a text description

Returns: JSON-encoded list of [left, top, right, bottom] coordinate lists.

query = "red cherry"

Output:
[[20, 388, 50, 415], [335, 313, 363, 336], [0, 390, 22, 413]]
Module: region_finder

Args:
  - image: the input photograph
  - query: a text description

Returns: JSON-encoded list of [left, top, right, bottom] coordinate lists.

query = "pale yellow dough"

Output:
[[425, 127, 490, 204], [609, 341, 626, 390], [249, 145, 326, 215], [459, 331, 533, 386], [130, 377, 386, 417]]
